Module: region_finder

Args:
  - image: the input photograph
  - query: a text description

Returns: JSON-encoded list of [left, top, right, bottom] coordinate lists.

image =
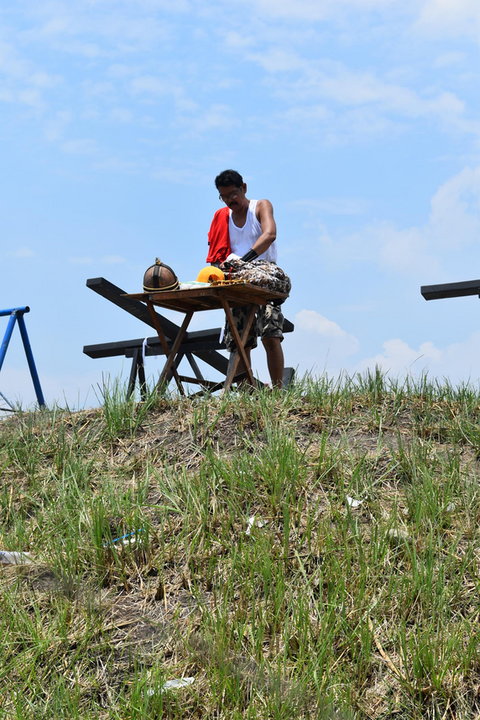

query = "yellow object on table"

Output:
[[196, 266, 225, 283]]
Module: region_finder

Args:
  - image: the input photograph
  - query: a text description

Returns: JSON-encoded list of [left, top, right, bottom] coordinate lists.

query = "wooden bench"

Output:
[[83, 277, 294, 396]]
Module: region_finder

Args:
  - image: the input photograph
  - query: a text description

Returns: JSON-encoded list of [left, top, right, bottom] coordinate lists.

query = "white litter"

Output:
[[0, 551, 33, 565], [245, 515, 266, 535], [103, 529, 144, 549], [346, 496, 363, 509], [147, 677, 195, 695], [162, 677, 195, 690], [387, 528, 410, 542]]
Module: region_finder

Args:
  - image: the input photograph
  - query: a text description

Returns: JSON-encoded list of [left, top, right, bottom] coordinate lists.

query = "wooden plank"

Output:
[[421, 279, 480, 301], [83, 330, 224, 359], [87, 277, 179, 336], [84, 320, 293, 360], [86, 277, 229, 373], [185, 353, 205, 383], [177, 375, 221, 389], [186, 349, 229, 374], [125, 283, 288, 313]]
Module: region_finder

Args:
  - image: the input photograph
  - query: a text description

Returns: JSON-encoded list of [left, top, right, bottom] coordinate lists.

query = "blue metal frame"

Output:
[[0, 306, 45, 408]]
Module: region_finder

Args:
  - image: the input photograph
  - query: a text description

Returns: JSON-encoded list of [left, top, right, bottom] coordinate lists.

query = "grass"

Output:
[[0, 371, 479, 718]]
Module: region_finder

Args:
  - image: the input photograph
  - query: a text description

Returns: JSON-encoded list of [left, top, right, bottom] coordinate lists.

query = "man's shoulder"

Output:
[[254, 198, 274, 217]]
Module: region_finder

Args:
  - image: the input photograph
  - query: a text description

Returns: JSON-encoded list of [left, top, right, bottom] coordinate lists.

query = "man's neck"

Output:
[[231, 197, 249, 226]]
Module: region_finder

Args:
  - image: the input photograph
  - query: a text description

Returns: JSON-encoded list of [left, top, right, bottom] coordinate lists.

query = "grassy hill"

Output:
[[0, 372, 479, 719]]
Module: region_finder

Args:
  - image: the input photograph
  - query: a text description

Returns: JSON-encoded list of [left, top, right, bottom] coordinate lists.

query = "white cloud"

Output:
[[248, 48, 305, 73], [358, 338, 442, 375], [22, 4, 173, 54], [43, 110, 72, 142], [281, 104, 330, 127], [380, 166, 480, 270], [295, 309, 359, 354], [130, 75, 169, 96], [150, 166, 201, 183], [244, 0, 480, 43], [246, 0, 402, 21], [61, 138, 98, 155], [357, 332, 480, 384], [8, 247, 36, 259], [428, 166, 480, 250], [237, 44, 469, 144], [433, 52, 467, 68], [0, 365, 102, 411], [416, 0, 480, 40], [290, 197, 368, 216], [309, 165, 480, 278], [377, 223, 439, 276], [224, 31, 256, 50], [175, 103, 239, 135], [315, 219, 439, 279], [286, 323, 480, 387], [110, 107, 134, 123], [258, 310, 360, 379], [265, 58, 465, 124], [0, 40, 61, 111]]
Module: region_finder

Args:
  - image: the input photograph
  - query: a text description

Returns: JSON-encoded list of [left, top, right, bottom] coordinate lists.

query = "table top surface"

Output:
[[125, 282, 287, 313]]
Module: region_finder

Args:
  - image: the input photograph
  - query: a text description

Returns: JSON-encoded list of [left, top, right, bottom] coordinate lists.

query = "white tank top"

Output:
[[229, 199, 277, 263]]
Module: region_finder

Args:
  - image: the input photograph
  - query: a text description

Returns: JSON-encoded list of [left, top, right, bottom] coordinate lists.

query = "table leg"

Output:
[[145, 300, 193, 395], [159, 311, 194, 393], [221, 300, 257, 390]]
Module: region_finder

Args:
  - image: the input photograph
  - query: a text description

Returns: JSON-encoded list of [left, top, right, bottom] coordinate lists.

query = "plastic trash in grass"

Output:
[[147, 677, 195, 695], [102, 529, 145, 549], [0, 550, 33, 565], [245, 515, 267, 536], [346, 496, 363, 510], [386, 528, 411, 543]]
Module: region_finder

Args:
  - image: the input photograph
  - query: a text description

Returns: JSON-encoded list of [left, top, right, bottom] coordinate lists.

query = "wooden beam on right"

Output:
[[421, 279, 480, 301]]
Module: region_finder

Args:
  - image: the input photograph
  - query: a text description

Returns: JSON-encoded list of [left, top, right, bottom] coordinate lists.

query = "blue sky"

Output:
[[1, 0, 480, 408]]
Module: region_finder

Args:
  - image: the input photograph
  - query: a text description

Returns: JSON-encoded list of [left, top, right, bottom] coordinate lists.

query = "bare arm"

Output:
[[251, 199, 276, 255]]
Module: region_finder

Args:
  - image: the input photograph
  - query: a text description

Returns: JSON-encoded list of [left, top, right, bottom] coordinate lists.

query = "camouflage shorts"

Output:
[[223, 302, 285, 351]]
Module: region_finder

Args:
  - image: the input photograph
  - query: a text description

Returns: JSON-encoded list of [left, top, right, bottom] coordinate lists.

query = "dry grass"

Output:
[[0, 372, 479, 718]]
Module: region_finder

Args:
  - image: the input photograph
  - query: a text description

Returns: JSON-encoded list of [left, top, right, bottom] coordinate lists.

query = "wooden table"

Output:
[[125, 283, 287, 393]]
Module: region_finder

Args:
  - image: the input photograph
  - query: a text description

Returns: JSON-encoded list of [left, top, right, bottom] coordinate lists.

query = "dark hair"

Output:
[[214, 169, 244, 189]]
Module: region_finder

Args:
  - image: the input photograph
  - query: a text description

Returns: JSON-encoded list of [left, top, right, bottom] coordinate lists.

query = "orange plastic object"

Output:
[[196, 266, 225, 283]]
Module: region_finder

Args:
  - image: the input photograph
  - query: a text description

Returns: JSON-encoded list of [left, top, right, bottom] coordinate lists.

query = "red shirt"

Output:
[[206, 207, 230, 264]]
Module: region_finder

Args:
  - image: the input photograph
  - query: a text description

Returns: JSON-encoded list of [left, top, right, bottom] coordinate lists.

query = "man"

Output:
[[206, 169, 286, 388]]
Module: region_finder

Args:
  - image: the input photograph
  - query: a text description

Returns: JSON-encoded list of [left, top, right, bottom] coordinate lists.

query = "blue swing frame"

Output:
[[0, 307, 45, 410]]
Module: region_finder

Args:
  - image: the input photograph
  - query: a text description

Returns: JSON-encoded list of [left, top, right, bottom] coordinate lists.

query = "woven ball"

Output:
[[196, 266, 225, 283], [143, 259, 179, 292]]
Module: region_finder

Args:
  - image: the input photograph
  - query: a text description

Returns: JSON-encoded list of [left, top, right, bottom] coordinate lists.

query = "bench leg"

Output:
[[282, 367, 295, 388], [138, 356, 147, 399], [127, 347, 147, 399]]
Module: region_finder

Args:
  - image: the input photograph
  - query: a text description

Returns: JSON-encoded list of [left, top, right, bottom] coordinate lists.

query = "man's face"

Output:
[[217, 183, 247, 210]]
